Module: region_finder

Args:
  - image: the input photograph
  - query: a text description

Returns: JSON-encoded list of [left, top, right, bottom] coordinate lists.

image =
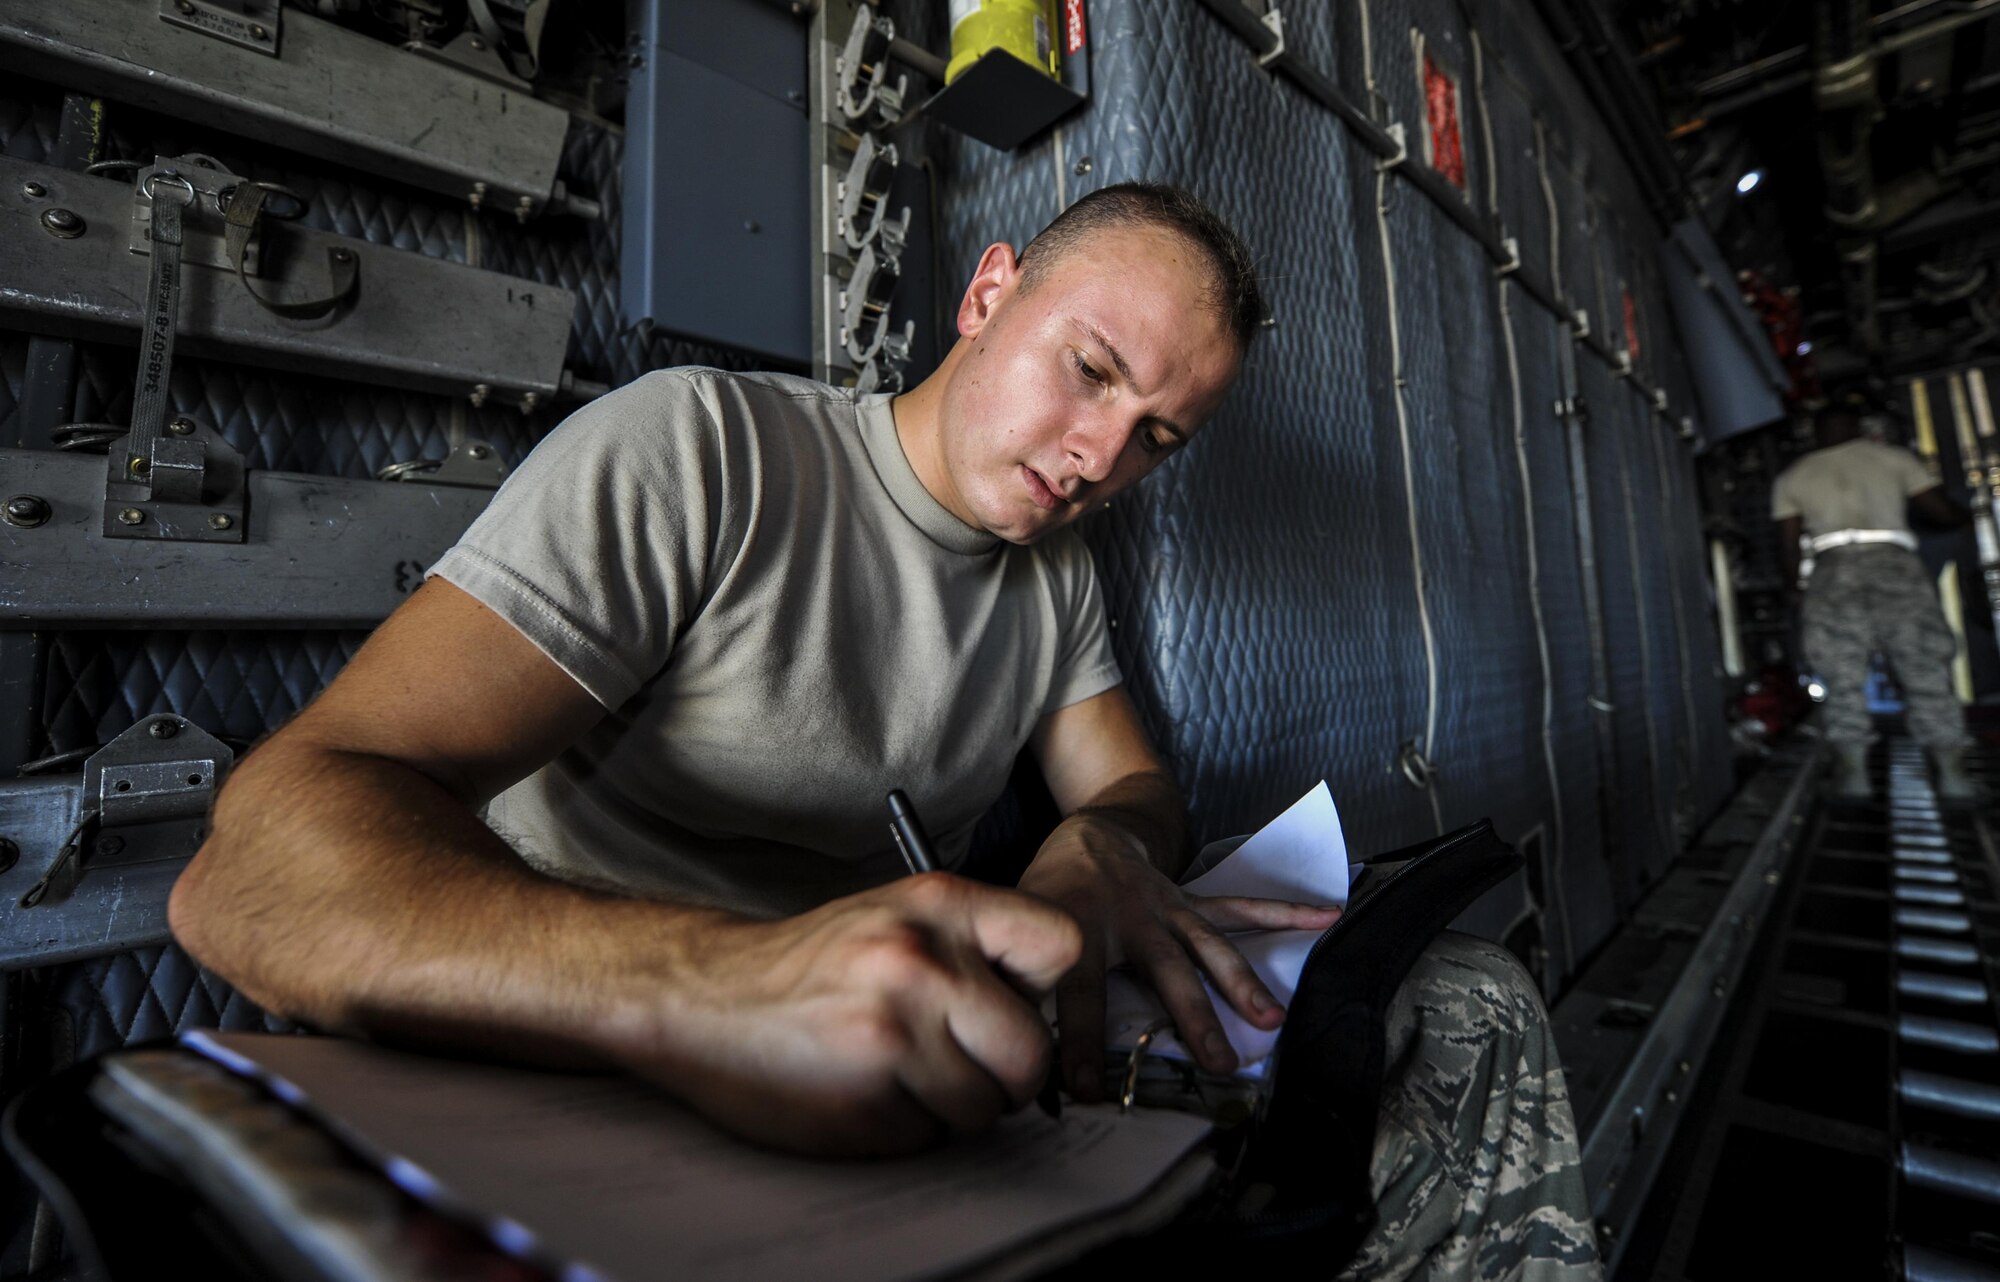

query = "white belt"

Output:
[[1809, 528, 1917, 554]]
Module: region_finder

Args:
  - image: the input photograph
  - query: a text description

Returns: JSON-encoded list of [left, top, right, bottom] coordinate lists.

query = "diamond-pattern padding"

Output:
[[0, 78, 60, 164], [70, 341, 548, 477], [937, 0, 1731, 986], [49, 945, 294, 1067], [0, 334, 23, 446], [40, 631, 368, 756]]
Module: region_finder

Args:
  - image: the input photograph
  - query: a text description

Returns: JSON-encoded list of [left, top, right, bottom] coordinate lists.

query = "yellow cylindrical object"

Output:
[[946, 0, 1057, 84]]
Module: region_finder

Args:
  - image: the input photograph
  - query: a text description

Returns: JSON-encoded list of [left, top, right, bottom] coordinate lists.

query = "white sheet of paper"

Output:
[[1104, 781, 1351, 1075], [186, 1031, 1214, 1282]]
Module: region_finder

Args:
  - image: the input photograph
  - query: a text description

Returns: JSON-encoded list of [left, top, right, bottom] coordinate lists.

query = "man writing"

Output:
[[172, 184, 1598, 1276]]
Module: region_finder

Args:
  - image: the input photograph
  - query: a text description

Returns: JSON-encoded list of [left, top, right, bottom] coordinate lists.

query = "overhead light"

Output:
[[1736, 169, 1765, 195], [1797, 340, 1814, 355]]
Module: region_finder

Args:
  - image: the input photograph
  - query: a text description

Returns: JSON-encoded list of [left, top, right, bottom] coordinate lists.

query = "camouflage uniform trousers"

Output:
[[1334, 931, 1602, 1282], [1803, 545, 1970, 750]]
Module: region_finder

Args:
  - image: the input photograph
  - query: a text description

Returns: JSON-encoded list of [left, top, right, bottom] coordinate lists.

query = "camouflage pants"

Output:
[[1335, 932, 1601, 1282], [1803, 545, 1969, 750]]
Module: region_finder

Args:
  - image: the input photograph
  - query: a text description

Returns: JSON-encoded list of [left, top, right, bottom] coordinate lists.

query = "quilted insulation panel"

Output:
[[933, 0, 1730, 985]]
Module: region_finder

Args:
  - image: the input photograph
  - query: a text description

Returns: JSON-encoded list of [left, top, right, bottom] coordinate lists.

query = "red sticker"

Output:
[[1622, 288, 1640, 360], [1423, 52, 1465, 190], [1063, 0, 1087, 55]]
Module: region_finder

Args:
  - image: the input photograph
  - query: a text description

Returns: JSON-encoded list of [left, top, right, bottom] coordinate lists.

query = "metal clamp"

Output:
[[1255, 8, 1286, 68], [835, 5, 907, 128], [1495, 235, 1521, 277], [377, 439, 509, 490], [837, 133, 909, 254], [840, 242, 914, 367], [1570, 308, 1591, 339], [1397, 739, 1438, 790], [1376, 121, 1409, 172]]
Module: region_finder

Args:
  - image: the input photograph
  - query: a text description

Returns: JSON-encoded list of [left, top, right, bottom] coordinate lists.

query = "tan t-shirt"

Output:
[[1770, 438, 1937, 538], [429, 369, 1122, 917]]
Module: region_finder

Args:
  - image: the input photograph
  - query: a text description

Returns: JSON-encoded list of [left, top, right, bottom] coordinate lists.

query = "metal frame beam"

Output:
[[0, 448, 490, 627], [2, 156, 576, 407], [0, 0, 573, 218]]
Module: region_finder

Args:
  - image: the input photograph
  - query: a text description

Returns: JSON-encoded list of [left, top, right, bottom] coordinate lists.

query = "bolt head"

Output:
[[168, 417, 195, 435], [41, 208, 83, 238], [1074, 157, 1093, 176], [3, 494, 50, 528], [249, 22, 268, 38], [96, 835, 125, 856], [117, 507, 145, 526], [177, 0, 194, 10], [332, 247, 353, 262], [467, 444, 491, 459], [149, 718, 179, 738], [208, 512, 233, 530], [22, 181, 46, 198], [470, 36, 487, 50]]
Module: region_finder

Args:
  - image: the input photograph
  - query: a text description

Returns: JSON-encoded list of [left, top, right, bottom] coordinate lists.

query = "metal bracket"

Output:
[[17, 715, 229, 912], [835, 5, 906, 128], [378, 440, 510, 490], [158, 0, 280, 56], [1397, 739, 1438, 790], [1612, 349, 1634, 378], [1571, 308, 1591, 339], [1652, 388, 1669, 412], [100, 415, 248, 543], [840, 242, 914, 366], [1255, 8, 1286, 68], [837, 133, 909, 254], [404, 29, 534, 93], [1495, 235, 1521, 277], [1376, 121, 1409, 172], [1678, 416, 1697, 441]]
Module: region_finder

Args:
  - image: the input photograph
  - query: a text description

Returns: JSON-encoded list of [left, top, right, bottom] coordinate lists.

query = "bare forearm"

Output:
[[1062, 768, 1189, 878], [171, 735, 725, 1067]]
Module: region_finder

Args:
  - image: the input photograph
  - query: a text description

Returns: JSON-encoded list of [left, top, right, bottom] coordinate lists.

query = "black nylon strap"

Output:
[[129, 175, 195, 480], [226, 184, 360, 321]]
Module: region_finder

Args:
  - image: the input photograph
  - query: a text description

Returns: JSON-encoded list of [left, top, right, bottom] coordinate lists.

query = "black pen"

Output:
[[886, 788, 938, 874], [884, 788, 1061, 1120]]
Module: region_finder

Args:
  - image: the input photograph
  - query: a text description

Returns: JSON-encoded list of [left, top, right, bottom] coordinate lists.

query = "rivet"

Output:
[[3, 494, 51, 528], [467, 444, 491, 460], [96, 835, 125, 857], [128, 455, 150, 479], [22, 181, 46, 198], [41, 207, 84, 238], [470, 35, 487, 50], [149, 719, 179, 739], [469, 383, 491, 408], [744, 219, 762, 233], [469, 181, 488, 209], [176, 0, 194, 11], [1074, 156, 1093, 176], [518, 391, 541, 415], [168, 416, 195, 435], [117, 507, 145, 526], [249, 22, 268, 39], [332, 247, 353, 262], [208, 512, 233, 530]]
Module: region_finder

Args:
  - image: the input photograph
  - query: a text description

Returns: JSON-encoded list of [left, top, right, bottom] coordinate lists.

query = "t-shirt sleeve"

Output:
[[1896, 446, 1938, 496], [1770, 466, 1801, 521], [427, 371, 728, 710], [1040, 533, 1124, 716]]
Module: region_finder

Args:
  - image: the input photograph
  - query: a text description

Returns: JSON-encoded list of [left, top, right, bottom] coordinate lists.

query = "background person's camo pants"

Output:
[[1803, 545, 1970, 749], [1336, 932, 1602, 1282]]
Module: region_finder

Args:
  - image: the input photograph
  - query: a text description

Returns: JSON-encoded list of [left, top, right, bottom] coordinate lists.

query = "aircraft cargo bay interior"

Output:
[[1, 1, 1998, 1279]]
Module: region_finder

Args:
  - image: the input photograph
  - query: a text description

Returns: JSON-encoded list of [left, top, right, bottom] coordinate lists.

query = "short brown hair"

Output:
[[1016, 182, 1266, 353]]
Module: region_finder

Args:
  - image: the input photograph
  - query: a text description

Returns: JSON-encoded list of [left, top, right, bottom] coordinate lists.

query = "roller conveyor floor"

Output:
[[1616, 738, 2000, 1281]]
